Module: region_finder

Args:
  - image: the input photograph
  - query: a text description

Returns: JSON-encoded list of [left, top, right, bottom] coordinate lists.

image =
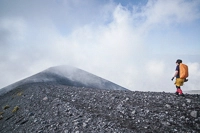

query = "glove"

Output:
[[171, 77, 174, 81]]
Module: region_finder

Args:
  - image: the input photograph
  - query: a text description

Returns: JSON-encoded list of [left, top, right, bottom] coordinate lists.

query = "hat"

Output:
[[176, 59, 182, 64]]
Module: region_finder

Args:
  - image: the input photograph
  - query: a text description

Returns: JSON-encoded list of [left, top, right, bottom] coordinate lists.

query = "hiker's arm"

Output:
[[173, 71, 178, 78], [171, 71, 178, 81]]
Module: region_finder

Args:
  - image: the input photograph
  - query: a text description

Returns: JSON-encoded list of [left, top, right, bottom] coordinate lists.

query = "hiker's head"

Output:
[[176, 59, 182, 64]]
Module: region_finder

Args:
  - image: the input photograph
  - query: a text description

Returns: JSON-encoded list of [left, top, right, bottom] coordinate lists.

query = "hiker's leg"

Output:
[[175, 78, 184, 95], [176, 86, 183, 94]]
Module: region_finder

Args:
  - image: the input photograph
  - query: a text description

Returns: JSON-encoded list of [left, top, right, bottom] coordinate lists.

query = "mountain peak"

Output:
[[0, 65, 127, 95]]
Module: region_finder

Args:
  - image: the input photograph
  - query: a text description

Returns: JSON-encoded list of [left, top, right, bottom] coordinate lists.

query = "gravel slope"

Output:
[[0, 83, 200, 133]]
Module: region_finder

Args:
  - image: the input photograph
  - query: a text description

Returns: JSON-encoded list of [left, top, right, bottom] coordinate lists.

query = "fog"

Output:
[[0, 0, 200, 92]]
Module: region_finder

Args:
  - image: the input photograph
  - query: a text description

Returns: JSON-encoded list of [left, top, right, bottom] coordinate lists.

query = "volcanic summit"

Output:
[[0, 65, 127, 95]]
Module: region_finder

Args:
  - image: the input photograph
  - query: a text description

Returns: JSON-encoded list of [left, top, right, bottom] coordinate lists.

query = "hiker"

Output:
[[171, 59, 188, 96]]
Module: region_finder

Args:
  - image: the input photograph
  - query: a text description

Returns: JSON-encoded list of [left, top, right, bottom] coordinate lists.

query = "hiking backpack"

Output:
[[179, 63, 189, 79]]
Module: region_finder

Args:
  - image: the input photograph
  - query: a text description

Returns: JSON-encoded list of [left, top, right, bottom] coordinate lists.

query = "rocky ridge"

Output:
[[0, 83, 200, 133]]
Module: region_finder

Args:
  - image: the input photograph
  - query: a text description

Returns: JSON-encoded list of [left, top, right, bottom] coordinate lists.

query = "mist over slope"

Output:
[[0, 65, 127, 95]]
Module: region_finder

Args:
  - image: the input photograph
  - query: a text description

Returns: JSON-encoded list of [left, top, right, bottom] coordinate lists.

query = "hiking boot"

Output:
[[179, 93, 185, 97], [184, 79, 188, 82], [175, 92, 179, 95]]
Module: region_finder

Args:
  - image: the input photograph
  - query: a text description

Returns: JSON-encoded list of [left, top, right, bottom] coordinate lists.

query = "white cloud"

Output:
[[144, 0, 200, 24], [146, 60, 165, 77], [184, 62, 200, 91], [0, 0, 200, 93], [189, 63, 200, 78], [0, 17, 27, 45]]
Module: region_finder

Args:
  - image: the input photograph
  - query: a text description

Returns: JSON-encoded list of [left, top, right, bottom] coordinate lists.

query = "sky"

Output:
[[0, 0, 200, 92]]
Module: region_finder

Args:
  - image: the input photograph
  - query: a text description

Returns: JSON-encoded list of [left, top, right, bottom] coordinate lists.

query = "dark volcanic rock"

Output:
[[0, 83, 200, 133]]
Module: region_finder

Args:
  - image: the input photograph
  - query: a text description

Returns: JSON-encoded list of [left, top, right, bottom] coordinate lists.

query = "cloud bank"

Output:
[[0, 0, 200, 92]]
